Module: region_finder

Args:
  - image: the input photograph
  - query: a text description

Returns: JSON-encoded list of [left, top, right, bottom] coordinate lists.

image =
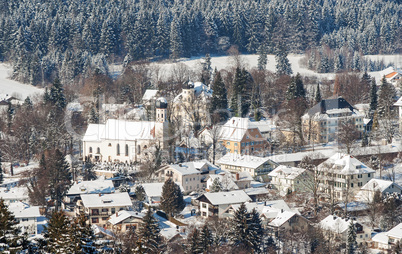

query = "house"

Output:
[[172, 81, 212, 130], [206, 174, 238, 191], [196, 190, 251, 218], [141, 182, 184, 205], [82, 97, 168, 163], [64, 179, 115, 209], [301, 97, 364, 144], [316, 153, 375, 201], [268, 165, 312, 195], [216, 153, 278, 179], [76, 192, 132, 227], [385, 71, 401, 86], [158, 160, 218, 193], [108, 210, 145, 233], [319, 215, 372, 245], [372, 223, 402, 251], [9, 202, 44, 236], [218, 117, 270, 155], [355, 179, 402, 202], [267, 210, 311, 237], [142, 89, 159, 106], [0, 187, 29, 205], [393, 96, 402, 132]]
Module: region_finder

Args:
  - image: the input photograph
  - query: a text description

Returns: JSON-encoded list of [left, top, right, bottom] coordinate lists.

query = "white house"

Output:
[[82, 98, 168, 163], [64, 179, 115, 208], [216, 153, 278, 178], [76, 192, 132, 226], [206, 174, 239, 191], [268, 165, 312, 195], [319, 215, 372, 245], [196, 190, 251, 218], [372, 223, 402, 251], [316, 153, 375, 201], [355, 179, 402, 202], [0, 187, 29, 205], [141, 182, 184, 205], [108, 210, 145, 233], [9, 202, 44, 236]]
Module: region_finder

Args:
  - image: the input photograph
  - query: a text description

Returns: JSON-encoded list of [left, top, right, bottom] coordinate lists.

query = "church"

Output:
[[82, 98, 168, 163]]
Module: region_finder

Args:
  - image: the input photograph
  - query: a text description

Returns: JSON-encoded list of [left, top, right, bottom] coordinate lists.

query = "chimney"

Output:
[[333, 216, 336, 220], [236, 172, 240, 181], [99, 193, 101, 197], [281, 209, 283, 213]]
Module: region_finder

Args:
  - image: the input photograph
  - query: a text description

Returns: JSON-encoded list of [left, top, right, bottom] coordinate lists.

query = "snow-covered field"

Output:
[[0, 63, 43, 100], [152, 54, 402, 82]]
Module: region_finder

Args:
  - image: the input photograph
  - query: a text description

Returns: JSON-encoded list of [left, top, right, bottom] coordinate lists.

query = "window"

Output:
[[137, 145, 141, 154], [351, 183, 354, 188], [111, 208, 115, 214], [202, 203, 207, 208], [202, 212, 206, 216], [102, 208, 108, 213], [108, 143, 112, 147], [227, 142, 230, 145], [235, 143, 238, 146], [22, 218, 29, 222], [358, 182, 363, 187], [358, 174, 362, 178], [125, 144, 129, 156], [117, 144, 120, 155], [368, 173, 371, 177], [97, 147, 100, 154], [102, 217, 108, 221], [92, 218, 99, 223], [92, 209, 99, 216], [351, 175, 353, 179], [89, 147, 93, 153], [256, 135, 259, 138]]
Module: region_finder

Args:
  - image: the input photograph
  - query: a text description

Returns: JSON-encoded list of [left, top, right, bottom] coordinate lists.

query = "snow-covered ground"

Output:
[[152, 54, 402, 82], [0, 63, 43, 100]]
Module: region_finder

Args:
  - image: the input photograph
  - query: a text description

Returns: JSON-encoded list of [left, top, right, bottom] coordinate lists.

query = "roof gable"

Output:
[[307, 97, 354, 116]]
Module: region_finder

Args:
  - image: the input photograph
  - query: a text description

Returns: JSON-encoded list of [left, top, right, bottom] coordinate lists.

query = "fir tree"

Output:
[[257, 45, 267, 70], [70, 213, 97, 253], [48, 149, 72, 211], [45, 211, 73, 254], [286, 73, 306, 101], [377, 76, 395, 118], [88, 106, 99, 124], [82, 161, 97, 181], [369, 79, 378, 112], [137, 207, 160, 253], [23, 96, 33, 109], [275, 45, 292, 76], [230, 67, 253, 117], [210, 70, 228, 123], [248, 208, 263, 253], [315, 83, 322, 104], [0, 153, 3, 184], [49, 78, 67, 110], [199, 224, 213, 253], [0, 199, 22, 253], [210, 178, 223, 193], [186, 228, 202, 254], [347, 220, 357, 254], [160, 178, 185, 217], [135, 185, 146, 202], [230, 203, 251, 251]]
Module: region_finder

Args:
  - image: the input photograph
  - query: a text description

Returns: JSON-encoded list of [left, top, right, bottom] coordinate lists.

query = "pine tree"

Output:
[[347, 220, 357, 254], [160, 178, 185, 217], [257, 45, 267, 70], [369, 79, 378, 112], [210, 71, 228, 123], [0, 199, 22, 253], [170, 16, 183, 60], [230, 203, 250, 250], [48, 149, 72, 211], [230, 67, 253, 117], [315, 83, 322, 104], [377, 76, 395, 118], [135, 185, 146, 202], [199, 224, 213, 253], [88, 106, 99, 124], [49, 78, 67, 110], [70, 213, 97, 253], [275, 45, 292, 76], [247, 208, 263, 253], [210, 178, 223, 192], [137, 207, 160, 253], [186, 228, 203, 254], [286, 73, 306, 101], [45, 211, 73, 254]]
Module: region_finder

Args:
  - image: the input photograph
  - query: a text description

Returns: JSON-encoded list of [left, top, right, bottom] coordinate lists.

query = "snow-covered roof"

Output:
[[8, 202, 41, 218], [372, 232, 389, 244], [319, 215, 365, 234], [66, 102, 83, 112], [207, 175, 239, 190], [387, 223, 402, 239], [199, 190, 251, 205], [80, 192, 132, 208], [251, 119, 276, 133], [108, 210, 145, 225], [83, 119, 156, 142], [102, 103, 127, 112], [326, 108, 352, 115], [360, 179, 401, 192], [219, 117, 258, 142], [142, 89, 158, 101], [394, 96, 402, 107], [268, 210, 297, 227], [226, 200, 294, 220], [243, 187, 269, 196], [318, 153, 375, 175], [268, 165, 306, 180], [268, 149, 336, 165], [0, 187, 28, 201], [67, 179, 115, 196], [141, 182, 184, 198], [173, 82, 212, 103], [217, 153, 276, 169], [168, 163, 201, 176]]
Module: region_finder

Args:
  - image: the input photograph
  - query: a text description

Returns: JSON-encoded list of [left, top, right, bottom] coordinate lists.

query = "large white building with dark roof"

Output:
[[82, 98, 168, 163]]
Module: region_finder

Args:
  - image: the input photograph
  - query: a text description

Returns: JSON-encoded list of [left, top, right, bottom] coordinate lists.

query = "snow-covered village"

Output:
[[0, 0, 401, 254]]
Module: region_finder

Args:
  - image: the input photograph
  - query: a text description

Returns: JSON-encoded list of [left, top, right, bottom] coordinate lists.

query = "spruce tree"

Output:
[[210, 71, 228, 123], [275, 45, 292, 76], [347, 221, 357, 254], [230, 203, 250, 250], [315, 83, 322, 104], [0, 199, 22, 253], [160, 178, 185, 217], [248, 208, 263, 253], [137, 207, 160, 253], [135, 185, 146, 202], [230, 67, 253, 117], [210, 178, 223, 193], [45, 211, 73, 254], [48, 149, 72, 211], [377, 76, 396, 118], [257, 45, 267, 70], [186, 228, 203, 254], [369, 79, 378, 112], [88, 106, 99, 124], [49, 78, 67, 110], [70, 213, 97, 254], [286, 73, 305, 101], [0, 153, 3, 184], [199, 224, 213, 253]]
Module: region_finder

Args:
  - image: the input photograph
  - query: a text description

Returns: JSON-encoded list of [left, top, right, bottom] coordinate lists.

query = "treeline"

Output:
[[0, 0, 400, 85]]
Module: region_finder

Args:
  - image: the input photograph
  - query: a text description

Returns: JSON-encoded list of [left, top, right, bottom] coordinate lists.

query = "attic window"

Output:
[[102, 199, 112, 203], [108, 143, 112, 147]]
